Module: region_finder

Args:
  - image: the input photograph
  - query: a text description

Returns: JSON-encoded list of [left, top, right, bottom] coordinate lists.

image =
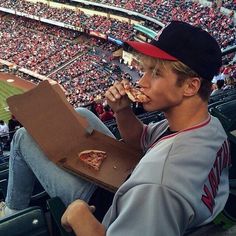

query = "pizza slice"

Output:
[[78, 150, 107, 171], [125, 87, 150, 103]]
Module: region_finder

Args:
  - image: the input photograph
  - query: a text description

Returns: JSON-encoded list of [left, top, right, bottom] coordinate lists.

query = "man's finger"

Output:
[[105, 90, 116, 102], [121, 79, 131, 89]]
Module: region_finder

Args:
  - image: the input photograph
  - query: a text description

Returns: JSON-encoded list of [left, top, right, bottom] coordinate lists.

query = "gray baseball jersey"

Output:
[[102, 115, 230, 236]]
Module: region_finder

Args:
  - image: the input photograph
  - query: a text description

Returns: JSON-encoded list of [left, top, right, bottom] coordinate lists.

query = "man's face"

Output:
[[137, 58, 186, 112]]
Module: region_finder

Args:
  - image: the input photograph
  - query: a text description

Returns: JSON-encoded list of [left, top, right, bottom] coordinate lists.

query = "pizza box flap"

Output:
[[7, 80, 141, 192]]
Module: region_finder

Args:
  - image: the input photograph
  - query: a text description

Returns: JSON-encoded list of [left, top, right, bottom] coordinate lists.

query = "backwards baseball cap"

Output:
[[125, 21, 222, 81]]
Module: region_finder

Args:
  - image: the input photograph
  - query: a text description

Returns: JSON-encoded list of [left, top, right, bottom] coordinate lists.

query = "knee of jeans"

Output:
[[75, 107, 93, 117], [75, 107, 115, 138], [12, 127, 29, 144], [75, 107, 99, 124]]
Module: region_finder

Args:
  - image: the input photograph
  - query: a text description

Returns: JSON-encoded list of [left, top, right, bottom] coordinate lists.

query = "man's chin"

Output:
[[142, 104, 155, 112], [142, 103, 163, 113]]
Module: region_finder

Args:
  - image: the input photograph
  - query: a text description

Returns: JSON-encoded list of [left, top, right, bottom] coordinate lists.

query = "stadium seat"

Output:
[[225, 94, 236, 101], [208, 97, 236, 111], [228, 131, 236, 180], [0, 168, 8, 181], [0, 179, 7, 200], [0, 206, 49, 236], [213, 193, 236, 230], [0, 170, 50, 212], [209, 93, 225, 104], [208, 100, 226, 110], [0, 162, 9, 172], [30, 189, 50, 213], [0, 153, 10, 165], [47, 197, 75, 236], [210, 100, 236, 131], [225, 88, 236, 97]]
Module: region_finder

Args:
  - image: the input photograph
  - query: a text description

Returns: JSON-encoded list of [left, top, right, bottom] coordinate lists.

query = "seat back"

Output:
[[209, 93, 225, 104], [228, 131, 236, 180], [0, 206, 49, 236], [0, 162, 9, 172], [0, 179, 7, 200], [210, 100, 236, 131], [47, 197, 75, 236], [0, 169, 9, 181]]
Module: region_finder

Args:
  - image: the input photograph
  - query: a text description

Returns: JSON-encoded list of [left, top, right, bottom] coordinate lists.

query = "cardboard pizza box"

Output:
[[7, 80, 141, 192]]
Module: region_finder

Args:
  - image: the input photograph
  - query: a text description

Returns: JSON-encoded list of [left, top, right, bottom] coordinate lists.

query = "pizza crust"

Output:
[[79, 150, 106, 155]]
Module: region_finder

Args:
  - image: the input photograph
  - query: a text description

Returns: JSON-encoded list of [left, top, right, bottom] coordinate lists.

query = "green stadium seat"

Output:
[[213, 193, 236, 230], [0, 206, 49, 236], [227, 131, 236, 180], [0, 169, 8, 182], [47, 197, 75, 236], [0, 179, 7, 200], [210, 100, 236, 132], [0, 162, 9, 172]]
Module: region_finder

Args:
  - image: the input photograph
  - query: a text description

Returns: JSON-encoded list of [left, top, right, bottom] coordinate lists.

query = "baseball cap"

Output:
[[125, 21, 222, 81]]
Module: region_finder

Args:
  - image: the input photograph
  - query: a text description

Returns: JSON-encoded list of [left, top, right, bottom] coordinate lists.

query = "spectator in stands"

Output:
[[99, 105, 114, 122], [0, 120, 9, 138], [0, 120, 9, 152], [211, 79, 225, 95], [95, 102, 104, 116], [0, 21, 230, 236], [224, 77, 235, 90], [8, 115, 22, 142], [89, 101, 100, 117]]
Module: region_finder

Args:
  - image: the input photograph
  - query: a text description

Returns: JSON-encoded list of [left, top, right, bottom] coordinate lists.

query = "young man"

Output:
[[1, 21, 230, 235]]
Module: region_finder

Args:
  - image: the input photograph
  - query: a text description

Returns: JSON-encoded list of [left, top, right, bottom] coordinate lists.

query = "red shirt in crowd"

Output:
[[100, 111, 114, 122]]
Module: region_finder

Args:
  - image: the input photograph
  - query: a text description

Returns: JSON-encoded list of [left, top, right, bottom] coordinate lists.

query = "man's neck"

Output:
[[164, 98, 209, 132]]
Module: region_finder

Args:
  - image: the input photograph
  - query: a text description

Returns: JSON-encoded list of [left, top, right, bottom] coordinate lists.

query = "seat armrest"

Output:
[[47, 197, 75, 236]]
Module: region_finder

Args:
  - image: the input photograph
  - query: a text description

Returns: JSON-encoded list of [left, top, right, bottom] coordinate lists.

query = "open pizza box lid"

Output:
[[7, 80, 141, 192]]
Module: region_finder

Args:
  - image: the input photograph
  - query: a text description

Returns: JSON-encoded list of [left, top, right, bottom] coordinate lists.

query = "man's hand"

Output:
[[61, 199, 105, 236], [105, 80, 131, 113], [105, 80, 143, 151]]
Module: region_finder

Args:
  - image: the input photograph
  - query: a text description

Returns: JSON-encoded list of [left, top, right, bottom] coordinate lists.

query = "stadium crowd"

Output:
[[0, 0, 135, 41], [0, 10, 135, 107], [90, 0, 236, 49], [0, 0, 235, 48], [0, 0, 236, 108], [0, 15, 85, 75], [221, 0, 236, 11], [50, 50, 127, 107], [56, 0, 236, 12]]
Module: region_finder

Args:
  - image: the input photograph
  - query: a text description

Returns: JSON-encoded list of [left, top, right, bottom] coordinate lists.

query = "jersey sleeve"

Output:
[[140, 121, 167, 152], [105, 184, 195, 236]]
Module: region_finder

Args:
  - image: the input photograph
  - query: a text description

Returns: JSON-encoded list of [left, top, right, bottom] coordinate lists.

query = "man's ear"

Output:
[[183, 77, 201, 97]]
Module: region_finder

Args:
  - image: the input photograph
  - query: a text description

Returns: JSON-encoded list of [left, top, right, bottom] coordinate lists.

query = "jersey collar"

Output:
[[149, 115, 211, 149]]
